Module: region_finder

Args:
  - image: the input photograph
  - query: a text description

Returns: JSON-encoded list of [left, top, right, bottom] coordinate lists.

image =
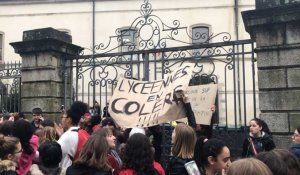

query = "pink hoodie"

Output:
[[16, 134, 39, 175]]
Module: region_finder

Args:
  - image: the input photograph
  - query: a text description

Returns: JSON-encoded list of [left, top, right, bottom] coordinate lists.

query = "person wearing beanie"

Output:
[[101, 118, 116, 129], [129, 128, 145, 138]]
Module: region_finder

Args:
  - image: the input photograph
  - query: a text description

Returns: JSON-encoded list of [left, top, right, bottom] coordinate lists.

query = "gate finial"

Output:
[[140, 0, 152, 18]]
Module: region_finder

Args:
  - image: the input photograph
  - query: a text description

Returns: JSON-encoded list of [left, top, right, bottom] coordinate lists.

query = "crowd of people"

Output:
[[0, 97, 300, 175]]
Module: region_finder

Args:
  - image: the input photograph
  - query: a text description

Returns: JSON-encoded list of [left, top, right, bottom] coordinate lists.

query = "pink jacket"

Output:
[[17, 134, 39, 175]]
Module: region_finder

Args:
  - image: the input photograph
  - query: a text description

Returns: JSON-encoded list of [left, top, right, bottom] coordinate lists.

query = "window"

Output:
[[192, 26, 209, 44], [0, 32, 3, 62], [118, 27, 139, 79], [190, 24, 211, 58], [120, 28, 137, 52]]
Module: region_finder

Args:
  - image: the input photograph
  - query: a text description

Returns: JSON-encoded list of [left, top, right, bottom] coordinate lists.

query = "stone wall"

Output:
[[10, 28, 82, 121], [243, 2, 300, 148]]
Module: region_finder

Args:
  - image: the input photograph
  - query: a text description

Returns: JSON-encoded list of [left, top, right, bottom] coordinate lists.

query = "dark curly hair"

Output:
[[67, 101, 88, 126], [122, 133, 157, 175]]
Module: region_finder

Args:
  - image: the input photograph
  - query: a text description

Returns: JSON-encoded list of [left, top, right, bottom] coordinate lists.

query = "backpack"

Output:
[[70, 128, 90, 161]]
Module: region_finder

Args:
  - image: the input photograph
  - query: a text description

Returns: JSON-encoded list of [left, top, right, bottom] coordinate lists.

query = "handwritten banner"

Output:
[[108, 64, 194, 128], [185, 84, 218, 125]]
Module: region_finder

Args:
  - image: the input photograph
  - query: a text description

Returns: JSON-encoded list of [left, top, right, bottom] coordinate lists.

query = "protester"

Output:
[[0, 121, 14, 136], [194, 138, 231, 175], [256, 149, 300, 175], [31, 108, 44, 132], [38, 126, 57, 145], [0, 135, 22, 175], [93, 128, 122, 175], [166, 123, 196, 175], [94, 100, 101, 116], [242, 118, 275, 157], [148, 125, 163, 163], [29, 141, 66, 175], [91, 114, 101, 131], [79, 112, 93, 134], [57, 101, 89, 168], [120, 133, 165, 175], [12, 120, 39, 175], [101, 117, 116, 129], [66, 134, 112, 175], [289, 126, 300, 161], [40, 118, 55, 128], [227, 158, 272, 175]]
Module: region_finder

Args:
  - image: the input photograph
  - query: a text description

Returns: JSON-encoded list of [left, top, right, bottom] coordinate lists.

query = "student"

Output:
[[0, 135, 22, 175], [120, 133, 165, 175], [12, 120, 39, 175], [242, 118, 275, 157], [256, 149, 300, 175], [57, 101, 89, 168], [93, 128, 122, 175], [227, 158, 272, 175], [31, 108, 44, 132], [194, 138, 231, 175], [166, 123, 196, 175], [289, 126, 300, 161], [29, 141, 66, 175], [66, 135, 112, 175]]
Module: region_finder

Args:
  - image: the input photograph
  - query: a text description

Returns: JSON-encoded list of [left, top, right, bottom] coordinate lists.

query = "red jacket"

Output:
[[119, 161, 165, 175]]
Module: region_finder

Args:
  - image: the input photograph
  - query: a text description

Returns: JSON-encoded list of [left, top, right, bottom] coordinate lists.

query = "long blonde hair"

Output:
[[172, 123, 196, 159]]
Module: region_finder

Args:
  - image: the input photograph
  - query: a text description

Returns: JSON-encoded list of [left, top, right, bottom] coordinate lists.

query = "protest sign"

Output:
[[108, 63, 194, 128], [185, 84, 218, 125]]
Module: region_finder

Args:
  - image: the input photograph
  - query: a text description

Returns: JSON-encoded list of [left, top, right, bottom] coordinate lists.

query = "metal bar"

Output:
[[225, 65, 228, 128], [161, 52, 165, 79], [251, 42, 257, 118], [18, 77, 21, 112], [92, 0, 96, 105], [130, 54, 133, 78], [63, 56, 67, 108], [143, 53, 150, 81], [242, 44, 247, 127], [136, 54, 139, 80], [72, 39, 255, 60], [237, 44, 242, 126], [233, 45, 237, 129], [75, 58, 79, 101]]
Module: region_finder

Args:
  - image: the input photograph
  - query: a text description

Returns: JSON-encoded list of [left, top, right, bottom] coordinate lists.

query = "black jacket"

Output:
[[185, 103, 196, 129], [66, 164, 112, 175], [242, 132, 275, 157], [165, 156, 193, 175]]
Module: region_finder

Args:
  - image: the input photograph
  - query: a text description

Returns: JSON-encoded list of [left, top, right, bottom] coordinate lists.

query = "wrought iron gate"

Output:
[[65, 0, 257, 166], [0, 62, 22, 113]]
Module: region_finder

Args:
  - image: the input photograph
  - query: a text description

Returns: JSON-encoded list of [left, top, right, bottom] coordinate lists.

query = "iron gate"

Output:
[[0, 62, 22, 113], [65, 0, 257, 166]]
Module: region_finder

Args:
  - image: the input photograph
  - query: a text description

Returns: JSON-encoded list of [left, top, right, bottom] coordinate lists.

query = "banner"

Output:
[[185, 84, 218, 125], [108, 63, 194, 128]]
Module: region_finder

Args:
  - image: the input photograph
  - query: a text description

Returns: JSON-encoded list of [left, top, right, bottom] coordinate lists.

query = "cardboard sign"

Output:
[[185, 84, 218, 125], [108, 63, 194, 128]]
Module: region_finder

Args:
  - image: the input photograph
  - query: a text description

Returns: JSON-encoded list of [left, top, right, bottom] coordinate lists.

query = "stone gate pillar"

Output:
[[10, 27, 82, 120], [242, 1, 300, 148]]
